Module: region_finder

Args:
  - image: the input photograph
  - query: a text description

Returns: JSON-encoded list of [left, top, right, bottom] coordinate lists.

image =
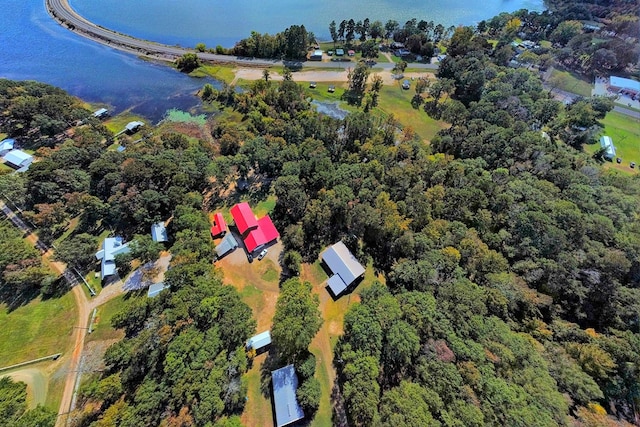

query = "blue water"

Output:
[[0, 1, 218, 122], [71, 0, 544, 48], [0, 0, 544, 121]]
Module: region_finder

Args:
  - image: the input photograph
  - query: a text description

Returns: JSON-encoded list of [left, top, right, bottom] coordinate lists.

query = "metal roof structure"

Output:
[[321, 241, 365, 297], [246, 330, 271, 350], [272, 364, 304, 427], [3, 149, 33, 169], [147, 282, 168, 298], [0, 139, 15, 155], [244, 215, 280, 253], [210, 212, 227, 238], [600, 136, 616, 160], [125, 121, 144, 132], [215, 232, 238, 259], [95, 237, 130, 279], [610, 76, 640, 92], [151, 222, 168, 242], [93, 108, 108, 117], [230, 202, 259, 236]]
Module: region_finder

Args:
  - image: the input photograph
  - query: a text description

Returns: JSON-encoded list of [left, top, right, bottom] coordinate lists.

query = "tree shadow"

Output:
[[0, 284, 41, 311], [259, 349, 282, 398]]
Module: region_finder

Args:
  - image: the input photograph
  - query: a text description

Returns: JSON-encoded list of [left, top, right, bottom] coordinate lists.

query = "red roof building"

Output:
[[245, 215, 280, 253], [230, 202, 259, 236], [211, 212, 227, 238]]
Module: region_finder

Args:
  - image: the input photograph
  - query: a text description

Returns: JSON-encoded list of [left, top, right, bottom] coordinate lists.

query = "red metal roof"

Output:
[[210, 212, 227, 238], [230, 202, 258, 235], [245, 215, 280, 253]]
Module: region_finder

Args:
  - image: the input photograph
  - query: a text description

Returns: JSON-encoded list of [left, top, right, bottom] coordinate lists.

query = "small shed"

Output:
[[92, 108, 108, 118], [215, 232, 238, 259], [210, 212, 227, 238], [310, 49, 323, 61], [335, 48, 345, 56], [2, 149, 34, 171], [347, 50, 355, 57], [0, 139, 15, 155], [600, 136, 616, 160], [147, 282, 168, 298], [151, 222, 168, 243], [246, 330, 271, 352], [272, 365, 304, 427], [125, 121, 144, 133]]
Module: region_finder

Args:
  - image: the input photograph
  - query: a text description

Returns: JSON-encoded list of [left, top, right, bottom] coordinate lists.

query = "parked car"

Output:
[[328, 85, 335, 93], [247, 253, 253, 263], [402, 80, 410, 90], [631, 162, 636, 169], [327, 50, 333, 56], [309, 81, 317, 88], [257, 249, 268, 260], [616, 157, 622, 163]]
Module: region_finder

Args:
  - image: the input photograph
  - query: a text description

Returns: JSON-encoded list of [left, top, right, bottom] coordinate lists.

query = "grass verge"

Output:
[[549, 69, 593, 97], [0, 292, 77, 367], [86, 295, 126, 343], [584, 111, 640, 174]]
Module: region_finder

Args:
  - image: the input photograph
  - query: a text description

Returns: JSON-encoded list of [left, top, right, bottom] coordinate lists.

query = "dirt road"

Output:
[[233, 68, 434, 86], [2, 368, 48, 408]]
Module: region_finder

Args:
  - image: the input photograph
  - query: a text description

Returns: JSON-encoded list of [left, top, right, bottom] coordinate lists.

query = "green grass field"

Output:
[[103, 114, 147, 135], [584, 111, 640, 174], [0, 293, 77, 367], [376, 84, 447, 142], [86, 295, 126, 343], [190, 65, 236, 84], [548, 69, 593, 97]]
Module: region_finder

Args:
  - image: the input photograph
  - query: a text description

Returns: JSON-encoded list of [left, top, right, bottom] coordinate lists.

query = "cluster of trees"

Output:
[[474, 6, 639, 76], [200, 28, 640, 423], [0, 218, 57, 303], [76, 203, 255, 426], [230, 25, 314, 60], [0, 377, 57, 427], [0, 79, 93, 145]]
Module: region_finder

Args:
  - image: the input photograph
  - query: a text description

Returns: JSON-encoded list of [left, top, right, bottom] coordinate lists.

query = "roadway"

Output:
[[45, 0, 437, 71]]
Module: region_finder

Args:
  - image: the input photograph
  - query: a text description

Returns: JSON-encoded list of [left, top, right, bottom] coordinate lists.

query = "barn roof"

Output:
[[230, 202, 258, 235], [272, 365, 304, 427]]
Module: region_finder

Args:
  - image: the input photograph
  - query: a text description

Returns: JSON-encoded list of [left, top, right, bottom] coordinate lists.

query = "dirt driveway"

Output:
[[2, 368, 47, 408]]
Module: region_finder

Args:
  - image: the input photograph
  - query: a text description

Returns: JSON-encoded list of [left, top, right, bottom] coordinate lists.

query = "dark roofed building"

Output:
[[272, 365, 304, 427], [322, 241, 365, 297]]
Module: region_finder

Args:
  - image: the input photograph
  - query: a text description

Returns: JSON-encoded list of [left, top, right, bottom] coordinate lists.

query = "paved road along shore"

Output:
[[46, 0, 437, 71]]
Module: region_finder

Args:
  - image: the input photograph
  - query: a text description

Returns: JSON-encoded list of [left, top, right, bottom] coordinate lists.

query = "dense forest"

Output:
[[0, 377, 57, 427], [0, 1, 639, 425]]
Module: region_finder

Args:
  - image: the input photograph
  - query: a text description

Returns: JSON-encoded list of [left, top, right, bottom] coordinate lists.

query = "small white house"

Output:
[[600, 136, 616, 160], [95, 237, 131, 280], [0, 139, 15, 156], [246, 330, 271, 352], [147, 282, 168, 298]]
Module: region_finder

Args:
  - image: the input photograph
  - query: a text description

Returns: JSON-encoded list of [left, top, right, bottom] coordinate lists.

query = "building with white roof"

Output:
[[321, 241, 365, 297], [95, 237, 131, 280]]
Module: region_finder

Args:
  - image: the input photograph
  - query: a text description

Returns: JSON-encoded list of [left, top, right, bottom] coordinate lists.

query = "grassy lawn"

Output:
[[190, 65, 236, 84], [103, 113, 147, 135], [86, 295, 126, 343], [0, 292, 77, 367], [376, 85, 448, 142], [549, 69, 593, 97], [584, 111, 640, 174]]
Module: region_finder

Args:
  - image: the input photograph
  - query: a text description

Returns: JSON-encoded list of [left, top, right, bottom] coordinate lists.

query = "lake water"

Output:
[[0, 0, 543, 121], [71, 0, 544, 48]]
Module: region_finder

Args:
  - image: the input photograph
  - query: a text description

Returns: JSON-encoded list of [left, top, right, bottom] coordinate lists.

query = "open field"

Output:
[[584, 111, 640, 174], [85, 294, 126, 343], [377, 84, 448, 142], [549, 69, 593, 97], [0, 293, 77, 367], [190, 65, 236, 83], [103, 113, 148, 135]]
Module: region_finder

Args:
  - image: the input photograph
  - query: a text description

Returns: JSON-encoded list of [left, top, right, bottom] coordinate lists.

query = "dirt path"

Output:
[[2, 368, 47, 408], [233, 67, 433, 86]]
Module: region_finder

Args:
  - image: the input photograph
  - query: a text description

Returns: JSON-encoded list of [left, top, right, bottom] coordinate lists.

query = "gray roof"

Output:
[[272, 364, 304, 427], [96, 237, 130, 279], [321, 241, 365, 295], [93, 108, 108, 117], [327, 274, 347, 296], [151, 222, 168, 242], [3, 149, 33, 168], [125, 121, 144, 131], [246, 330, 271, 350], [147, 282, 168, 298], [215, 232, 238, 258], [600, 136, 616, 159]]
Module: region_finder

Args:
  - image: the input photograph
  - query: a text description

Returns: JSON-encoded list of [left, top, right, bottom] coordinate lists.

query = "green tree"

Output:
[[296, 377, 321, 413], [54, 233, 97, 272], [271, 278, 322, 361], [176, 53, 201, 73], [379, 381, 441, 427], [329, 20, 338, 48]]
